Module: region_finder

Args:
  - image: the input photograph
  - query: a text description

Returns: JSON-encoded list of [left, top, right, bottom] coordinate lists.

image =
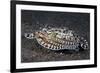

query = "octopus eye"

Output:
[[24, 33, 34, 39], [63, 31, 65, 33]]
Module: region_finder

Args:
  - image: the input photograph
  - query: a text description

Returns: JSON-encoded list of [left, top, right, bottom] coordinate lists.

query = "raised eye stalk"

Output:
[[24, 33, 35, 39]]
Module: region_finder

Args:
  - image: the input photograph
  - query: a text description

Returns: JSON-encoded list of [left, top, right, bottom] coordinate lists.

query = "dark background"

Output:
[[21, 10, 90, 63]]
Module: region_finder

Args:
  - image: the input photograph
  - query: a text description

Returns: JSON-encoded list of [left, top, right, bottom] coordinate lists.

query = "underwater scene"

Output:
[[21, 10, 90, 63]]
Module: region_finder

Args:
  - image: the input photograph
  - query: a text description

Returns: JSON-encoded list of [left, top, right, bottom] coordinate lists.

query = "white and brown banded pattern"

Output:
[[36, 36, 79, 50], [34, 28, 88, 51]]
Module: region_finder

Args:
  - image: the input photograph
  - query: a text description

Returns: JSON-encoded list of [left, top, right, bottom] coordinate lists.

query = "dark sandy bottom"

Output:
[[21, 10, 90, 63], [21, 37, 90, 63]]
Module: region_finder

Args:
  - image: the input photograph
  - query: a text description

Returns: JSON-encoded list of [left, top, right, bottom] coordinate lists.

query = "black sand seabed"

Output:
[[21, 10, 90, 63]]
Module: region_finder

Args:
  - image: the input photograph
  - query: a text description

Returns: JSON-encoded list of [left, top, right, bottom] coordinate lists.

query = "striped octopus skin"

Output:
[[34, 29, 88, 51]]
